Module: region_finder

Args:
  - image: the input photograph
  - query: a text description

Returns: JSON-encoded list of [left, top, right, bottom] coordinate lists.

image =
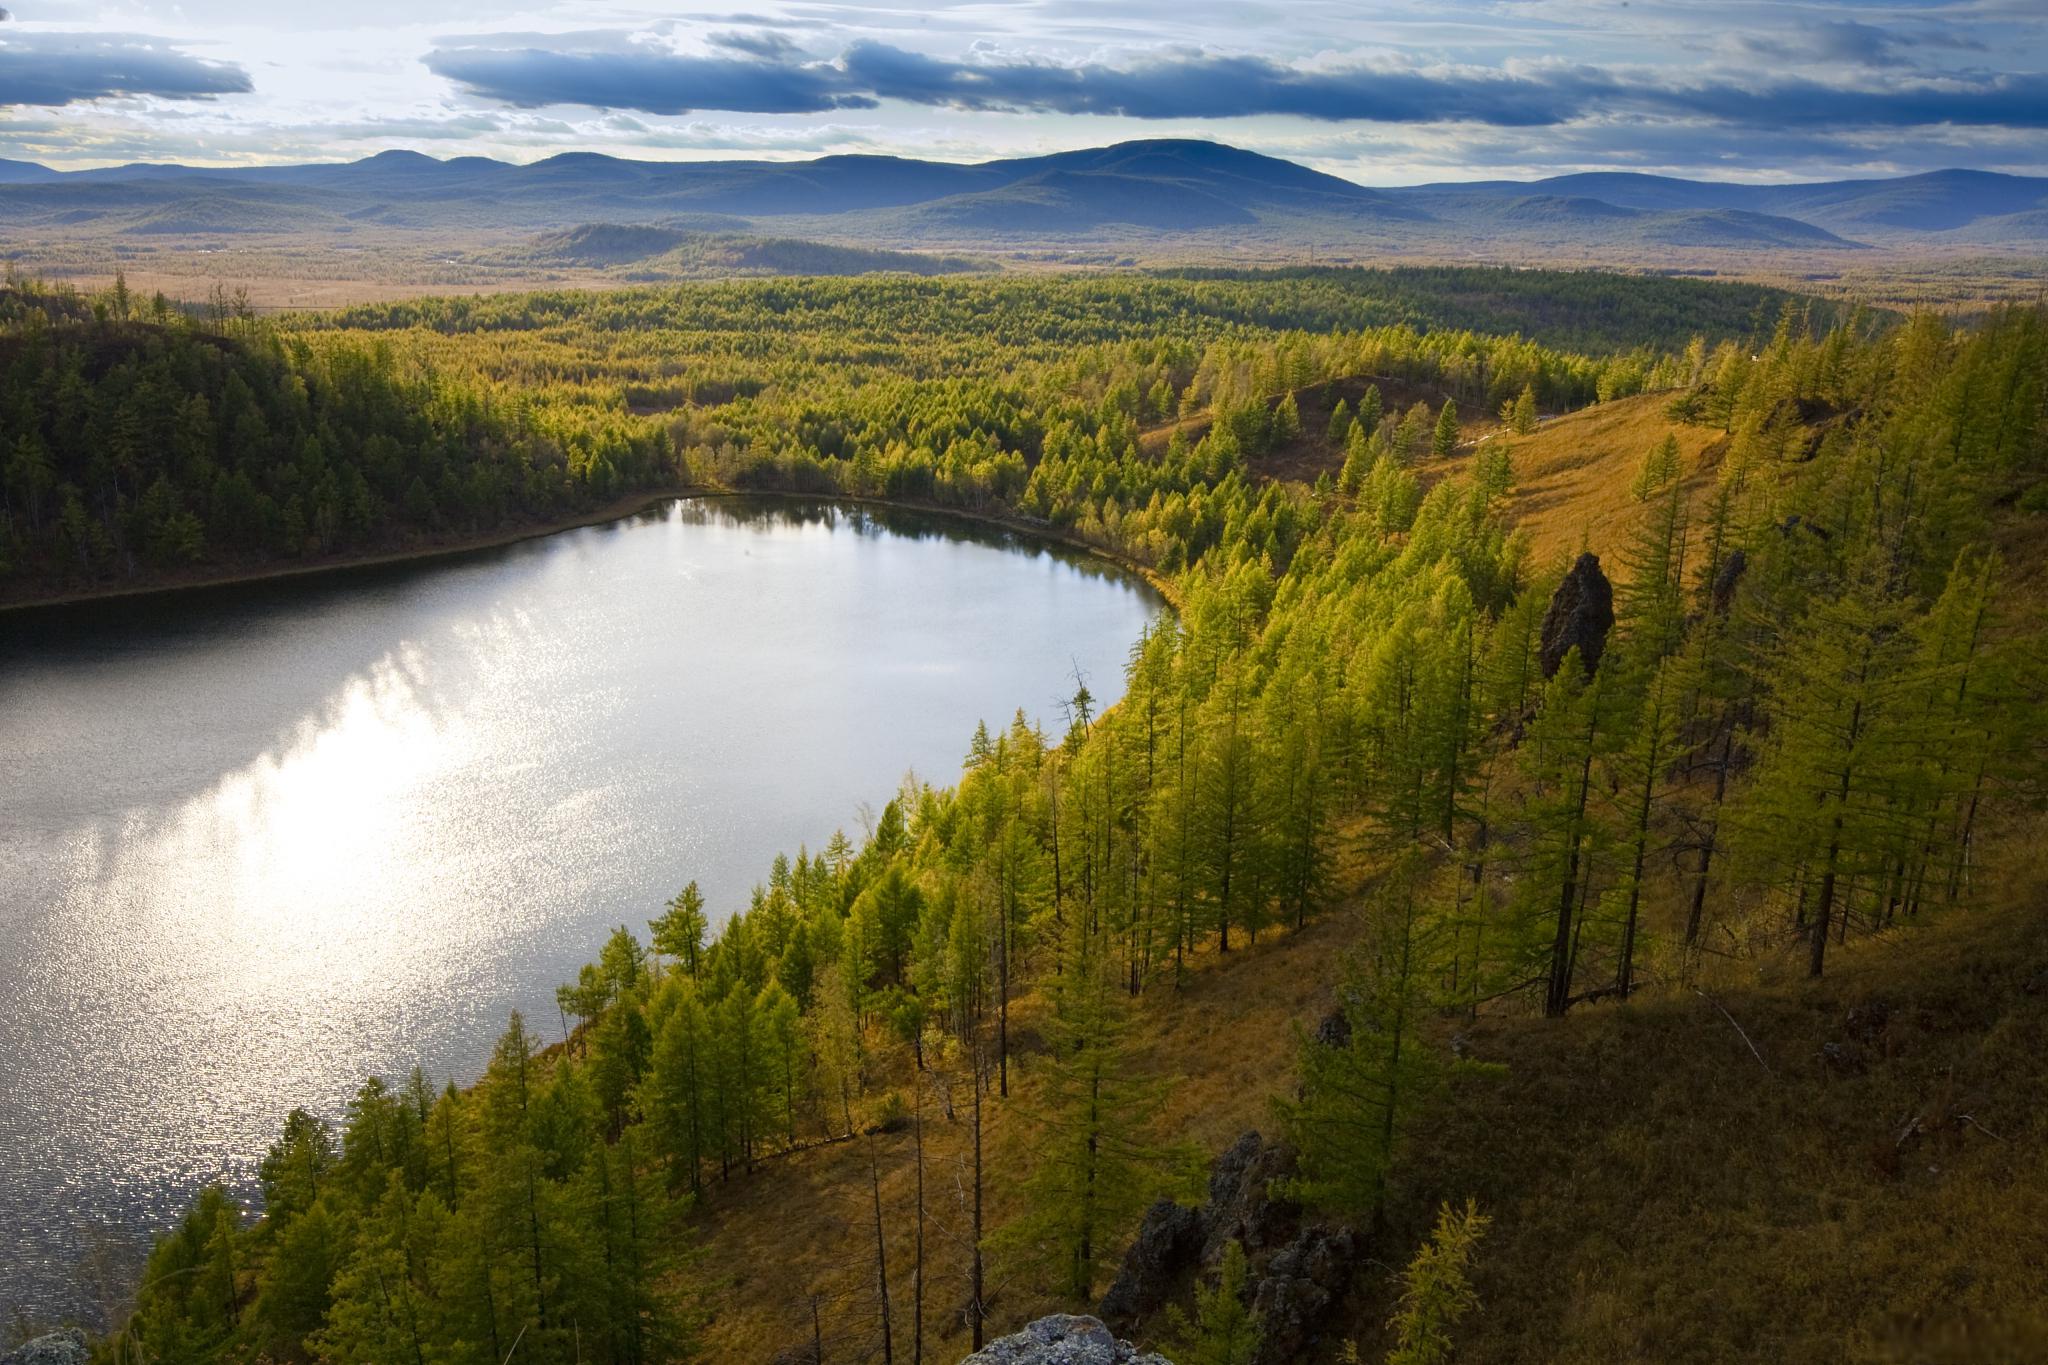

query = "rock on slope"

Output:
[[0, 1330, 88, 1365], [962, 1315, 1173, 1365]]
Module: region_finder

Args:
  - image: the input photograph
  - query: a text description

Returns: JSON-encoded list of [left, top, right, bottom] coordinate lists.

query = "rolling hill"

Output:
[[508, 222, 986, 277], [1404, 166, 2048, 243], [2, 141, 2042, 294]]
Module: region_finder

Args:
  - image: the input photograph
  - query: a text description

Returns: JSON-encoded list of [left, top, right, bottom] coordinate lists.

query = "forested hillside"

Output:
[[51, 270, 2048, 1364], [0, 282, 672, 596], [0, 266, 1847, 602]]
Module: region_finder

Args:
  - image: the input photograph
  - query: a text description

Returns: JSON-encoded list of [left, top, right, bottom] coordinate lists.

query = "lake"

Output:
[[0, 496, 1162, 1321]]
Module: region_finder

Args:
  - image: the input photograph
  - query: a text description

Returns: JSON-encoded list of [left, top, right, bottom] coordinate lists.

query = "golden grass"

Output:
[[1428, 391, 1724, 568], [677, 854, 1382, 1363], [674, 797, 2048, 1365], [1140, 382, 1714, 578], [1371, 848, 2048, 1365]]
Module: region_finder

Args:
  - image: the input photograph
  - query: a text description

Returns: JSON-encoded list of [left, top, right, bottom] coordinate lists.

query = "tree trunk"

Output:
[[868, 1135, 893, 1365], [970, 1057, 986, 1352]]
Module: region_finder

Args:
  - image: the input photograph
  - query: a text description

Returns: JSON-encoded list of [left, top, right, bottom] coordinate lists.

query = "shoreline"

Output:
[[1, 484, 1181, 616], [762, 489, 1184, 611], [0, 487, 697, 615]]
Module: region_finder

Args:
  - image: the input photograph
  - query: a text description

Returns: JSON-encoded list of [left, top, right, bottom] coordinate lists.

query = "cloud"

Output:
[[1643, 70, 2048, 129], [1735, 19, 1987, 69], [422, 34, 2048, 134], [0, 31, 251, 106], [424, 41, 875, 114], [423, 37, 1580, 124], [707, 30, 807, 61], [830, 43, 1578, 124]]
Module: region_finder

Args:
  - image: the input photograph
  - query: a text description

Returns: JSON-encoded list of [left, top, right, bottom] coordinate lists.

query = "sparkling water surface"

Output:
[[0, 496, 1161, 1319]]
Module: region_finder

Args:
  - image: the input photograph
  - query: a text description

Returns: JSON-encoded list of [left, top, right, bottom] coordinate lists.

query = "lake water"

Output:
[[0, 496, 1161, 1321]]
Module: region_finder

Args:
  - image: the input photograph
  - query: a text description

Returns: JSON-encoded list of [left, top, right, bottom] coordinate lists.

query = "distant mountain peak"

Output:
[[1, 143, 2040, 250]]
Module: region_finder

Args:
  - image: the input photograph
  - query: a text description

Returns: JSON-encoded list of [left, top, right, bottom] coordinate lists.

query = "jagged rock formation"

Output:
[[1201, 1129, 1306, 1263], [1250, 1224, 1361, 1364], [1314, 1004, 1353, 1050], [1098, 1200, 1204, 1321], [1539, 551, 1616, 678], [962, 1314, 1173, 1364], [1710, 547, 1747, 614], [0, 1330, 88, 1365], [1101, 1131, 1361, 1365]]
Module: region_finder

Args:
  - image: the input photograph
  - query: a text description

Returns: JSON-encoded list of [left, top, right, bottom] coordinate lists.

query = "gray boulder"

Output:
[[1101, 1126, 1361, 1361], [0, 1329, 89, 1365], [962, 1314, 1172, 1365], [1539, 551, 1615, 679]]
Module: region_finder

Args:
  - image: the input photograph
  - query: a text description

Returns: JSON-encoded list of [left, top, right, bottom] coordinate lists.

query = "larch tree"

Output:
[[1277, 865, 1479, 1222], [1740, 560, 1921, 978], [650, 882, 709, 979], [1001, 935, 1192, 1300], [1432, 399, 1461, 461]]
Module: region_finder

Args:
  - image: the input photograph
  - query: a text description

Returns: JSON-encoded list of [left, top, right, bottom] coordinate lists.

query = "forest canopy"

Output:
[[33, 263, 2045, 1365], [0, 265, 1855, 598]]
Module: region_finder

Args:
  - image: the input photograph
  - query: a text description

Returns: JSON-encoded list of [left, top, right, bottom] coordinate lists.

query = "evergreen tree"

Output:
[[312, 1174, 434, 1365], [1740, 561, 1922, 977], [1507, 383, 1538, 435], [651, 882, 709, 978], [1000, 938, 1193, 1299], [1630, 432, 1682, 502], [644, 982, 715, 1193], [1326, 397, 1353, 447], [1278, 865, 1485, 1220], [1357, 383, 1385, 440], [1386, 1201, 1491, 1365], [1274, 391, 1302, 443], [1165, 1239, 1261, 1365], [1432, 400, 1461, 460]]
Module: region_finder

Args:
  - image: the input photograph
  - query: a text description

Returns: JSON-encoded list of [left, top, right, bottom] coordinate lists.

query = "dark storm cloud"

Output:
[[422, 34, 2048, 133], [1646, 71, 2048, 129], [0, 32, 251, 106]]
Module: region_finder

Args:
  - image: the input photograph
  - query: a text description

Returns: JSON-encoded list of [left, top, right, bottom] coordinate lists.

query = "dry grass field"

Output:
[[1449, 392, 1727, 567]]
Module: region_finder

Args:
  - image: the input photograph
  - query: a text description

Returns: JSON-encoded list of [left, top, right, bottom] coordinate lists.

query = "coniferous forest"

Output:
[[23, 259, 2039, 1364], [0, 267, 1839, 599]]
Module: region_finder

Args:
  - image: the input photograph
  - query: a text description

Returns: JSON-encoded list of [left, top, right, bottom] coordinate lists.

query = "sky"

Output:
[[0, 1, 2043, 183]]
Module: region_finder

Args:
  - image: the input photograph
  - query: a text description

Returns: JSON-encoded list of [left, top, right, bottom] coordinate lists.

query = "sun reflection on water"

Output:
[[0, 497, 1164, 1320]]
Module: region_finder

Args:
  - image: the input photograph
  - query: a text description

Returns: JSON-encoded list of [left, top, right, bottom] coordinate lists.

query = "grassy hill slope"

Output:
[[668, 386, 2048, 1364], [672, 821, 2048, 1363]]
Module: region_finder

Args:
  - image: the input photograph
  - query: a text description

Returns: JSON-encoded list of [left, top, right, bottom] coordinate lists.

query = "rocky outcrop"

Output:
[[1101, 1130, 1361, 1365], [962, 1314, 1173, 1365], [1709, 547, 1747, 614], [0, 1330, 88, 1365], [1313, 1004, 1352, 1050], [1539, 551, 1615, 679], [1250, 1224, 1360, 1365], [1200, 1130, 1303, 1263], [1099, 1199, 1203, 1321]]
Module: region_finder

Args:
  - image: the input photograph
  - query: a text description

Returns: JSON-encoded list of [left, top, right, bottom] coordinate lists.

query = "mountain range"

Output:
[[2, 140, 2042, 270]]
